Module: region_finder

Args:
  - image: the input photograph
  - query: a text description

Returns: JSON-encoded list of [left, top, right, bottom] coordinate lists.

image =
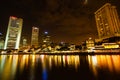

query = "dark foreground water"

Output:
[[0, 54, 120, 80]]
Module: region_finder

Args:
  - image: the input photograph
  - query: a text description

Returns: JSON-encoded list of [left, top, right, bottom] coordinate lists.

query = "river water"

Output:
[[0, 54, 120, 80]]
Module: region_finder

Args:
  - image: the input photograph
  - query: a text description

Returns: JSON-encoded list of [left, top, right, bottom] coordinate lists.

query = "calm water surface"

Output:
[[0, 54, 120, 80]]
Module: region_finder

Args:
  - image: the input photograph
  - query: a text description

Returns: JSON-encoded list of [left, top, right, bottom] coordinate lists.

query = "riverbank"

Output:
[[0, 51, 120, 55]]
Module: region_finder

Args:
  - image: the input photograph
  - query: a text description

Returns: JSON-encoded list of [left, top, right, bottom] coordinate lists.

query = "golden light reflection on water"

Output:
[[1, 54, 120, 80], [39, 55, 80, 70], [0, 55, 80, 80], [20, 55, 29, 72], [63, 55, 80, 69], [47, 55, 80, 69], [88, 55, 120, 76], [0, 55, 18, 80]]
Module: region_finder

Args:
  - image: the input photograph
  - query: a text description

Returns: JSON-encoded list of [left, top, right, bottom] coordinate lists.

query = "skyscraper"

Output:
[[4, 16, 23, 49], [95, 3, 120, 39], [31, 27, 39, 47], [42, 31, 51, 46]]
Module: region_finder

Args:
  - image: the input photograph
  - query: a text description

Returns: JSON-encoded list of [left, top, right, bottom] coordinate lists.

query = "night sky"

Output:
[[0, 0, 120, 44]]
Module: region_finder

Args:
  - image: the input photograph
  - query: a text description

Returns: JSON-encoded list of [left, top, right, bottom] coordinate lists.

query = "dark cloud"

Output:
[[0, 0, 120, 44]]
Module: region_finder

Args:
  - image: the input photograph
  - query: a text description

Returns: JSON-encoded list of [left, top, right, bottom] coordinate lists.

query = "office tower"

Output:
[[42, 31, 51, 46], [95, 3, 120, 39], [4, 16, 23, 49], [31, 27, 39, 47]]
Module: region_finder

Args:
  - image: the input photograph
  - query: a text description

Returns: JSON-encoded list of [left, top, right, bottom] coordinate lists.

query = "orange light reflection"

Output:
[[88, 55, 120, 77]]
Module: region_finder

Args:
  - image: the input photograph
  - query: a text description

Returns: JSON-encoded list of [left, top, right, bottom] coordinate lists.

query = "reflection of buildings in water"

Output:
[[11, 55, 18, 78], [88, 55, 98, 76], [0, 55, 18, 80], [1, 55, 120, 79], [30, 55, 36, 80], [38, 55, 80, 70], [47, 55, 80, 69], [88, 55, 120, 76], [112, 55, 120, 72], [40, 55, 48, 80], [36, 55, 80, 70], [19, 55, 29, 72], [53, 55, 62, 66], [0, 55, 80, 69], [41, 54, 48, 79], [63, 55, 80, 69], [0, 55, 80, 80], [0, 55, 6, 71]]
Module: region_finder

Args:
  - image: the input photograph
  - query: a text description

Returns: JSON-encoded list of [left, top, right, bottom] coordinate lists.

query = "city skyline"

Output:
[[0, 0, 120, 44]]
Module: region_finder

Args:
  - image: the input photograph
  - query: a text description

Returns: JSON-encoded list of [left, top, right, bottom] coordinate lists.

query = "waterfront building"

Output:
[[55, 45, 61, 51], [95, 3, 120, 40], [86, 37, 95, 49], [102, 43, 119, 49], [31, 27, 39, 47], [69, 44, 76, 51], [4, 16, 23, 49]]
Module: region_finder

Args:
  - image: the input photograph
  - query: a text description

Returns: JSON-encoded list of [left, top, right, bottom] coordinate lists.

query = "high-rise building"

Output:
[[42, 31, 51, 46], [95, 3, 120, 39], [4, 16, 23, 49], [0, 33, 4, 49], [22, 37, 27, 46], [31, 27, 39, 47]]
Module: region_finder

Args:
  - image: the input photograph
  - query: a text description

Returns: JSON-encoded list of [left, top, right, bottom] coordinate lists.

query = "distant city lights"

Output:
[[44, 31, 48, 34], [0, 33, 2, 35]]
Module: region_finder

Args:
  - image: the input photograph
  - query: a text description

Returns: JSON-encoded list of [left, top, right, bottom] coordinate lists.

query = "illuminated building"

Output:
[[31, 27, 39, 47], [95, 3, 120, 40], [86, 37, 95, 49], [22, 37, 27, 46], [69, 44, 75, 51], [0, 39, 4, 49], [0, 33, 4, 49], [42, 32, 51, 46], [4, 16, 23, 49], [102, 43, 119, 49]]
